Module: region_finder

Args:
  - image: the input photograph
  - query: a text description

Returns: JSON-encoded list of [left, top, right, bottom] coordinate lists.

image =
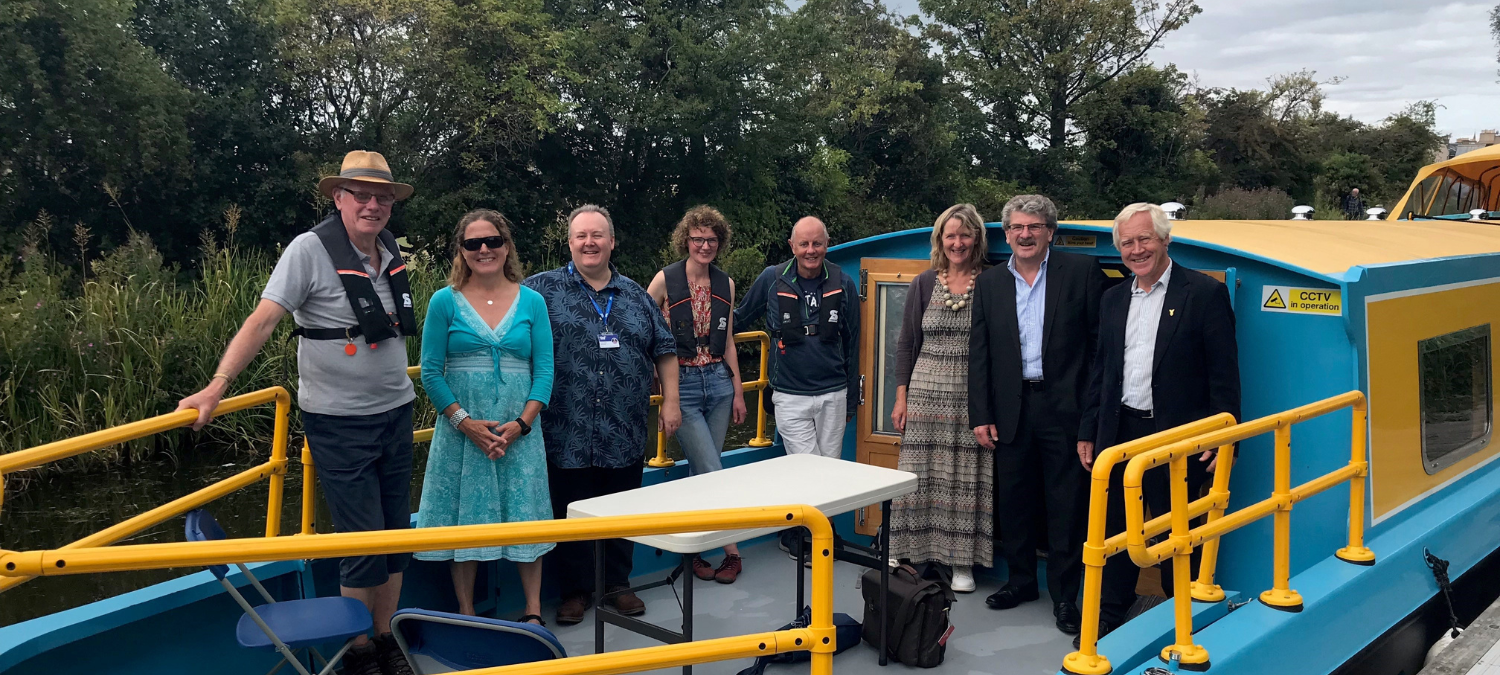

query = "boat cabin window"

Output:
[[1408, 169, 1500, 217], [1419, 324, 1493, 474]]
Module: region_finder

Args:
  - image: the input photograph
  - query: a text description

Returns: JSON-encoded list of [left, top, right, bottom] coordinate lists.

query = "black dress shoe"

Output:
[[1054, 602, 1081, 634], [984, 584, 1040, 610]]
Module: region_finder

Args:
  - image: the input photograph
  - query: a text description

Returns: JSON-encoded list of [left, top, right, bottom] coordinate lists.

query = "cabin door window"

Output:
[[855, 258, 929, 535], [1419, 324, 1493, 474]]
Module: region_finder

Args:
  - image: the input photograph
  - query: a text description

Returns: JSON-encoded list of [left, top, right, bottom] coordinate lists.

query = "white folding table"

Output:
[[567, 454, 918, 673]]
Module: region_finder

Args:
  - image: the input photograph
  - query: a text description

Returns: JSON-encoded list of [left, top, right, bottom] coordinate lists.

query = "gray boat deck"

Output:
[[544, 538, 1077, 675]]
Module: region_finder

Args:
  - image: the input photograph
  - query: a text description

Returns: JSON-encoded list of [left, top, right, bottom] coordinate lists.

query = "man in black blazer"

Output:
[[969, 194, 1106, 635], [1077, 202, 1241, 637]]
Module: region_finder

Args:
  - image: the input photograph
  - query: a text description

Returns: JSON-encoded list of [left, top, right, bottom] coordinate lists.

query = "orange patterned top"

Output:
[[665, 282, 721, 367]]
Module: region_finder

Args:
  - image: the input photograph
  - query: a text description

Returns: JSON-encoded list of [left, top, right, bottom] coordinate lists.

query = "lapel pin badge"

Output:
[[1169, 309, 1175, 316]]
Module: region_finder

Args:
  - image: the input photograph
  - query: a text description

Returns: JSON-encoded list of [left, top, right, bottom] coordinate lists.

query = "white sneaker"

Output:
[[952, 566, 976, 593]]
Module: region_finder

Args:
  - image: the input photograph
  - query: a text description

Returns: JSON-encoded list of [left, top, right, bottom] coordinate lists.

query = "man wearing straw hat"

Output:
[[177, 151, 419, 675]]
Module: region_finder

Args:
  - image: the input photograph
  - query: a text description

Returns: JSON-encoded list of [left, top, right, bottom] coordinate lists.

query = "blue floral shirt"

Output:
[[524, 263, 676, 469]]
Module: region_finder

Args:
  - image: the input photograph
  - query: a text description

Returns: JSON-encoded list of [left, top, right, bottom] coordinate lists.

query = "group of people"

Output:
[[885, 195, 1241, 643], [175, 151, 861, 675], [175, 150, 1240, 675]]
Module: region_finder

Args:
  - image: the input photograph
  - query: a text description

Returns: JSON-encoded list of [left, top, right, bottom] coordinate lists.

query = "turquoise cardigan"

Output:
[[420, 285, 554, 413]]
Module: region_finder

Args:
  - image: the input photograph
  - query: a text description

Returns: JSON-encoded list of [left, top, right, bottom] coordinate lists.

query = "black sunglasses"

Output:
[[461, 236, 507, 252]]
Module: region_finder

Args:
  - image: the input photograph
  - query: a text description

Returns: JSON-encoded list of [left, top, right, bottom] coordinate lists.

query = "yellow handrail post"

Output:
[[647, 423, 674, 468], [1259, 425, 1304, 611], [264, 391, 291, 538], [1190, 444, 1236, 602], [1160, 454, 1210, 670], [749, 332, 773, 448], [300, 439, 317, 536], [805, 507, 837, 675], [1062, 413, 1236, 675], [1336, 397, 1375, 565]]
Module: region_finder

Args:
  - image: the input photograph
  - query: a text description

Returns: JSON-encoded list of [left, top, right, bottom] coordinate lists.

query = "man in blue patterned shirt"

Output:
[[524, 204, 681, 626]]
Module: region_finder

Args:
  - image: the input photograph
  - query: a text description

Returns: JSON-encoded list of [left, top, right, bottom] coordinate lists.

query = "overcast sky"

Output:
[[887, 0, 1500, 138]]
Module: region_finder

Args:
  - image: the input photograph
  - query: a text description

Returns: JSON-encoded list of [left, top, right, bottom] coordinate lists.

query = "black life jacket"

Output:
[[663, 260, 732, 360], [774, 259, 845, 345], [290, 212, 418, 346]]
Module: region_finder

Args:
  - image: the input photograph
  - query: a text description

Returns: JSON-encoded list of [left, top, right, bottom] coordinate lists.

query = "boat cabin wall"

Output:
[[828, 223, 1364, 596]]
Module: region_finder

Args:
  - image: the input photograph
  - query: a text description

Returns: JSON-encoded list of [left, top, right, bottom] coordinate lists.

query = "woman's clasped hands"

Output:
[[458, 417, 517, 459]]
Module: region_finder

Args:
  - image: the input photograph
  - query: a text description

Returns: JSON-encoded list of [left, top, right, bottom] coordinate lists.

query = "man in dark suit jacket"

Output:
[[969, 194, 1106, 635], [1077, 202, 1241, 637]]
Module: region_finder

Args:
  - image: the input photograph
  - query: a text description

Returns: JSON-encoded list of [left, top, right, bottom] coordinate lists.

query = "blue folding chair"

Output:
[[390, 608, 566, 674], [186, 508, 373, 675]]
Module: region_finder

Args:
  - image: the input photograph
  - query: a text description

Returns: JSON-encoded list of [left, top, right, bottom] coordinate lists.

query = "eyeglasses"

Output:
[[1004, 223, 1048, 234], [688, 236, 719, 247], [1118, 235, 1159, 250], [340, 187, 396, 206], [461, 236, 507, 251]]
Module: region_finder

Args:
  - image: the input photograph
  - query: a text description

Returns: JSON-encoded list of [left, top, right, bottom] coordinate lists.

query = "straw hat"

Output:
[[316, 151, 414, 201]]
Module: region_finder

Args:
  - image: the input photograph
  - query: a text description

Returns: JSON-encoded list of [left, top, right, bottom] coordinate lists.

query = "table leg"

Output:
[[880, 499, 891, 667], [595, 539, 606, 655], [795, 528, 805, 613], [682, 553, 694, 675]]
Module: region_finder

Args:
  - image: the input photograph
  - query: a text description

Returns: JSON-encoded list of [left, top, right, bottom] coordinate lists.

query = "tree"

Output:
[[0, 0, 193, 253], [923, 0, 1200, 151], [1073, 65, 1214, 213]]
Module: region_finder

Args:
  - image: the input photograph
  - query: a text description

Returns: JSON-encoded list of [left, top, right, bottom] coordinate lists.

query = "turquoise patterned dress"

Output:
[[415, 285, 555, 563]]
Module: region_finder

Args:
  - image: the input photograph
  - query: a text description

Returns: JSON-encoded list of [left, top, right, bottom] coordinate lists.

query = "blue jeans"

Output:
[[677, 362, 735, 475]]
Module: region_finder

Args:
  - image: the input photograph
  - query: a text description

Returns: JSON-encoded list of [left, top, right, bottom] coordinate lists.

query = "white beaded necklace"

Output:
[[938, 269, 975, 310]]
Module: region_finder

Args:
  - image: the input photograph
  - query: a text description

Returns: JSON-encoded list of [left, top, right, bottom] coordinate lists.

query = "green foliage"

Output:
[[0, 218, 443, 467], [1192, 187, 1294, 221]]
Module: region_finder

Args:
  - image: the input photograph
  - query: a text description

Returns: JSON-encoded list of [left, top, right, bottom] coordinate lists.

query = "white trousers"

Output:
[[772, 389, 848, 459]]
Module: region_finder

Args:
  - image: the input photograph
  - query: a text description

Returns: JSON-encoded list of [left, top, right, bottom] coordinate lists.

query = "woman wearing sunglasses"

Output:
[[415, 209, 555, 624], [645, 206, 748, 583]]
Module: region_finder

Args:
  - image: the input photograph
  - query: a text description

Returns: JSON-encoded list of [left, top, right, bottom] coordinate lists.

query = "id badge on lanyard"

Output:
[[573, 263, 619, 349]]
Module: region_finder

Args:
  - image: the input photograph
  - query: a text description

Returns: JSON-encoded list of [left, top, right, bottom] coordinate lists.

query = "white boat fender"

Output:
[[1425, 627, 1463, 665]]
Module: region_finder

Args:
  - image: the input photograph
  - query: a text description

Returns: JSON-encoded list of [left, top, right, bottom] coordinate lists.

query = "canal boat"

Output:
[[4, 166, 1500, 675]]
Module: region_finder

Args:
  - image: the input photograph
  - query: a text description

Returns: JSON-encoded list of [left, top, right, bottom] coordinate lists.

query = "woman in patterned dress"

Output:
[[888, 203, 991, 593], [416, 210, 555, 623]]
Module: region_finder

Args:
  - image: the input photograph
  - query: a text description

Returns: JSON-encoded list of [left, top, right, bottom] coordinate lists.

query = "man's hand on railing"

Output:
[[1200, 449, 1218, 473], [1077, 441, 1095, 470], [176, 380, 229, 431]]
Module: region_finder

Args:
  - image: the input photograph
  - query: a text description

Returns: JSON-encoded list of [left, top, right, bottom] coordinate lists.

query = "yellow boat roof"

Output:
[[1388, 144, 1500, 217], [1068, 218, 1500, 280]]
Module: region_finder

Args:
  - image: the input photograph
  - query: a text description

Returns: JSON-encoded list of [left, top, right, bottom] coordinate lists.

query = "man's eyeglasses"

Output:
[[340, 187, 396, 206], [1004, 223, 1048, 234], [462, 236, 507, 251], [688, 236, 720, 248], [1118, 235, 1159, 250]]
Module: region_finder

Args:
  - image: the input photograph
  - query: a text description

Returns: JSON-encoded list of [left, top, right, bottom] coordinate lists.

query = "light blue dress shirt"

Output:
[[1008, 251, 1049, 380]]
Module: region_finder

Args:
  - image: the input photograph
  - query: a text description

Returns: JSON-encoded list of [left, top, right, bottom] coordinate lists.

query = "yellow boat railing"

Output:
[[1064, 391, 1373, 674], [648, 330, 776, 466], [0, 387, 293, 595], [0, 505, 840, 675], [1063, 413, 1239, 675]]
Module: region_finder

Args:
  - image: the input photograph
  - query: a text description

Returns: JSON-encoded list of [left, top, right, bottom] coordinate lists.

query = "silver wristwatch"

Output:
[[447, 408, 470, 428]]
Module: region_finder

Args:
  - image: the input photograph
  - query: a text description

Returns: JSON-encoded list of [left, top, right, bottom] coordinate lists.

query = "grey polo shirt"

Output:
[[262, 231, 416, 416]]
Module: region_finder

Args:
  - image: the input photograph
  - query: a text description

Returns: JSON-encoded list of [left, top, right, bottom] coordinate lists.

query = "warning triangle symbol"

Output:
[[1264, 289, 1286, 309]]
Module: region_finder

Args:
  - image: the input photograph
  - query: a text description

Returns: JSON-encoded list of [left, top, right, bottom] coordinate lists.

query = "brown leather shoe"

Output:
[[555, 594, 590, 625], [714, 554, 743, 584], [607, 587, 646, 616]]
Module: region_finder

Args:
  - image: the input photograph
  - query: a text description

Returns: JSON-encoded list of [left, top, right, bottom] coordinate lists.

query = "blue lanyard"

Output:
[[569, 263, 614, 325]]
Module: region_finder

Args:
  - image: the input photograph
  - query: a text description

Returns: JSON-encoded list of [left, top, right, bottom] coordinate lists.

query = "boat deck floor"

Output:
[[544, 538, 1077, 675]]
